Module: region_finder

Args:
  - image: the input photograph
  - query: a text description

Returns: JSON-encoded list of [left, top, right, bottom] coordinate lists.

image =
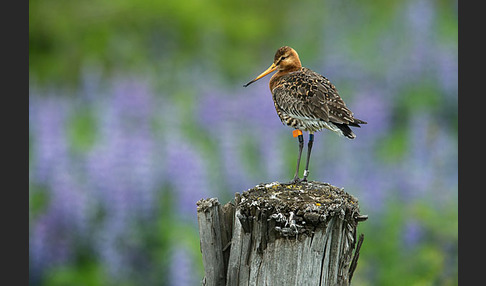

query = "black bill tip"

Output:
[[243, 79, 256, 87]]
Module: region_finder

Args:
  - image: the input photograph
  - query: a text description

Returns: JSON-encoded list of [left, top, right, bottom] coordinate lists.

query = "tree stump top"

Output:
[[236, 181, 365, 238]]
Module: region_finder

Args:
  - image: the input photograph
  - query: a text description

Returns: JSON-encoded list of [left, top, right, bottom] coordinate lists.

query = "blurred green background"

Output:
[[29, 0, 458, 285]]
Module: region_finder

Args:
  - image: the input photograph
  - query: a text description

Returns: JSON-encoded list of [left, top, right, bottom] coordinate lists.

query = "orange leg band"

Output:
[[292, 130, 303, 137]]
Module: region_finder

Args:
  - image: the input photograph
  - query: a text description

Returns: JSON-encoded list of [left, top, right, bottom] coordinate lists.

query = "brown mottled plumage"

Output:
[[245, 46, 366, 138], [244, 46, 366, 182]]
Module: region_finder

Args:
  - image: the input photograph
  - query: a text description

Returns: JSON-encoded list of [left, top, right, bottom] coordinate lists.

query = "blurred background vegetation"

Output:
[[29, 0, 457, 285]]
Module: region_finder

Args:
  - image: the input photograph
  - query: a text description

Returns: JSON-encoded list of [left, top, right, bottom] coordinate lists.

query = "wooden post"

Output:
[[197, 181, 367, 286]]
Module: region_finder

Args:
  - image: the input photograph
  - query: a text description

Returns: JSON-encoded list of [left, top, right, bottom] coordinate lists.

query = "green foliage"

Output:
[[29, 185, 51, 221], [376, 128, 408, 163], [355, 199, 458, 286], [67, 107, 98, 153], [43, 261, 110, 286], [29, 0, 294, 85]]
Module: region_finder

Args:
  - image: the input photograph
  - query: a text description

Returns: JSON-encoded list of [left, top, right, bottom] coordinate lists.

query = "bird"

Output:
[[244, 46, 366, 183]]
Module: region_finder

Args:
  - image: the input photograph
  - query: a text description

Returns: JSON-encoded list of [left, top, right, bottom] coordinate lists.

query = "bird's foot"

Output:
[[289, 176, 302, 184]]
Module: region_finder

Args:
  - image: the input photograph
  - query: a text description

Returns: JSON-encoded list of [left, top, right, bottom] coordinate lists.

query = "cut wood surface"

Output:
[[197, 181, 367, 286]]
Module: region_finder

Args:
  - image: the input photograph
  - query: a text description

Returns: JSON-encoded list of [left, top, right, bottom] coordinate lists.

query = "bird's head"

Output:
[[244, 46, 302, 87]]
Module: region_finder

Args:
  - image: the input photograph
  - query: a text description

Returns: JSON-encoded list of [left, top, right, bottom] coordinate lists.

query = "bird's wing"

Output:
[[272, 68, 358, 125]]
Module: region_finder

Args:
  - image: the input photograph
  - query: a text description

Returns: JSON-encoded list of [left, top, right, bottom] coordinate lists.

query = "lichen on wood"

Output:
[[237, 181, 361, 237]]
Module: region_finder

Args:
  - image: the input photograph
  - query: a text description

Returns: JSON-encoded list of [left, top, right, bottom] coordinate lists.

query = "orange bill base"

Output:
[[292, 130, 303, 137]]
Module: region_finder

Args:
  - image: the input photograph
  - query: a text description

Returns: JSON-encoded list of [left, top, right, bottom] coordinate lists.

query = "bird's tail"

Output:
[[348, 118, 367, 127], [330, 118, 366, 139], [334, 123, 356, 139]]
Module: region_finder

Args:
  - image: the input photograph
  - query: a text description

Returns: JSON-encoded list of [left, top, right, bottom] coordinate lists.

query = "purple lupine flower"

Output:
[[168, 246, 200, 286], [405, 0, 437, 75], [435, 46, 458, 103], [49, 157, 91, 238], [165, 133, 214, 219], [219, 124, 255, 191], [231, 84, 287, 184], [84, 77, 163, 279], [311, 136, 350, 186], [405, 0, 435, 36], [237, 83, 289, 181], [30, 94, 69, 282], [197, 90, 250, 190], [257, 128, 288, 182], [110, 76, 154, 123], [30, 95, 70, 185], [424, 127, 458, 206], [391, 111, 458, 207], [94, 212, 131, 280], [197, 89, 228, 135], [153, 95, 217, 218], [399, 113, 434, 200], [30, 207, 75, 279], [350, 87, 392, 141], [30, 92, 98, 280], [79, 64, 104, 102], [403, 220, 423, 250], [196, 83, 287, 189], [86, 76, 160, 218]]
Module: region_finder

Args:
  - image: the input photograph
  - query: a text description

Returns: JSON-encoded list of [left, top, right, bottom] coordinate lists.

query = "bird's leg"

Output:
[[302, 132, 314, 182], [291, 130, 304, 183]]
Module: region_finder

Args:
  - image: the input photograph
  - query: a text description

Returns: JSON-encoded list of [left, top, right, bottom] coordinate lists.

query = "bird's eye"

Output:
[[281, 56, 287, 60]]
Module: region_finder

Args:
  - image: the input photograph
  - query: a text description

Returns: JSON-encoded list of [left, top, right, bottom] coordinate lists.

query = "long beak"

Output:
[[243, 63, 277, 87]]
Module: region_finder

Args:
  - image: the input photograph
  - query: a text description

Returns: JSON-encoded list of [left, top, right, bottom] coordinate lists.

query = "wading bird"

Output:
[[244, 46, 366, 183]]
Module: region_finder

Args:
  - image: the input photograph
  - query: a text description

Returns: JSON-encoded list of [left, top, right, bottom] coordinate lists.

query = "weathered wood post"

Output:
[[197, 181, 367, 286]]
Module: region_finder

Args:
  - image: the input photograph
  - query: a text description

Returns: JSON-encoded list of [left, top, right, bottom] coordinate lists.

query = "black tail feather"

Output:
[[348, 118, 367, 127], [333, 123, 356, 139]]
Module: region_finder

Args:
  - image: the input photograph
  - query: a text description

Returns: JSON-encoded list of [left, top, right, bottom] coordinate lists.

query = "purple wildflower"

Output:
[[165, 135, 214, 219], [168, 246, 200, 286], [350, 88, 392, 141], [29, 95, 70, 185], [435, 46, 458, 103], [403, 220, 423, 250], [30, 207, 76, 279]]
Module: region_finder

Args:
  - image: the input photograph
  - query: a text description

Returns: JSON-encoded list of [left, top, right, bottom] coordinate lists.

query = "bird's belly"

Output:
[[279, 113, 340, 133]]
